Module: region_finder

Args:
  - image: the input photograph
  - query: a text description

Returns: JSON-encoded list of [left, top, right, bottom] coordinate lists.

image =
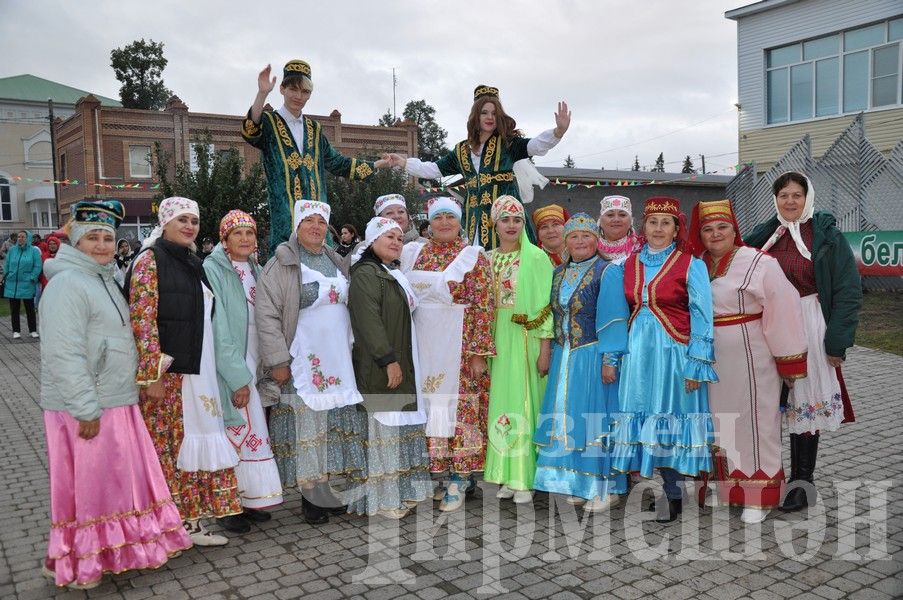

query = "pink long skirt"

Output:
[[44, 405, 193, 588]]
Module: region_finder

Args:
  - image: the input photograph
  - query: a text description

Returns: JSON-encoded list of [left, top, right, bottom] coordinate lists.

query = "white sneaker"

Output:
[[184, 520, 228, 546], [439, 483, 465, 511], [12, 332, 20, 339], [740, 507, 769, 524], [496, 485, 515, 499], [704, 483, 721, 507], [584, 494, 620, 513], [378, 507, 409, 519], [565, 496, 585, 505], [512, 490, 534, 504], [30, 331, 39, 338]]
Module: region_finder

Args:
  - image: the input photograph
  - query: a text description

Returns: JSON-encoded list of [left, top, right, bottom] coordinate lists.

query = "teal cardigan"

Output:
[[745, 211, 862, 359], [203, 243, 256, 428]]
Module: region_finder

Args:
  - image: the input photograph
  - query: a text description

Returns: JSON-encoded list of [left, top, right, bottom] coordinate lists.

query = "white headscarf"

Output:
[[293, 199, 331, 232], [350, 217, 403, 265], [141, 196, 199, 250], [761, 172, 815, 260]]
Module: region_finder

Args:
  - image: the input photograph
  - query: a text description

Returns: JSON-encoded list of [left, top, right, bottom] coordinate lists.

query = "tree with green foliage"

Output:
[[326, 167, 419, 237], [110, 39, 172, 110], [402, 100, 448, 162], [377, 109, 396, 127], [651, 152, 665, 172], [564, 155, 576, 168], [681, 155, 697, 174], [153, 132, 270, 258], [632, 155, 641, 171]]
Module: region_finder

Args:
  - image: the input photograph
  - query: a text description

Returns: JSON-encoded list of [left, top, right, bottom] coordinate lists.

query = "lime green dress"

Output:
[[484, 235, 554, 491]]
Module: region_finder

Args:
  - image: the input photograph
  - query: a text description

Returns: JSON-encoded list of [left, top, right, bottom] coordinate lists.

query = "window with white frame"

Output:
[[0, 178, 12, 221], [189, 143, 215, 174], [766, 17, 903, 124], [129, 145, 152, 178]]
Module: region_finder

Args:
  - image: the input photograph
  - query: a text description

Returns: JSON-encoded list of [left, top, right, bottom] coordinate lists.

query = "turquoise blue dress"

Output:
[[611, 243, 717, 477], [533, 256, 629, 500]]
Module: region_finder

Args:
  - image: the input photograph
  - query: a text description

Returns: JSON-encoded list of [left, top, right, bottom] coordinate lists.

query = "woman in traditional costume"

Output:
[[597, 195, 642, 265], [386, 87, 569, 248], [127, 197, 243, 545], [400, 196, 495, 512], [533, 213, 629, 511], [532, 204, 570, 266], [347, 217, 433, 518], [744, 172, 861, 512], [39, 200, 192, 590], [484, 195, 554, 503], [612, 197, 717, 523], [256, 200, 366, 524], [688, 199, 808, 523], [203, 210, 284, 531]]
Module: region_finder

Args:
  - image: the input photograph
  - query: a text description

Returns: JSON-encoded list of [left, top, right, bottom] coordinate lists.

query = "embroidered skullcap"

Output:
[[427, 196, 462, 221], [219, 209, 256, 242], [373, 194, 407, 216], [532, 204, 569, 228], [349, 217, 403, 265], [140, 196, 198, 250], [563, 213, 599, 239], [283, 59, 312, 82], [490, 195, 524, 224], [473, 84, 499, 101], [599, 195, 632, 218], [293, 199, 330, 232], [642, 196, 682, 220], [69, 199, 124, 245]]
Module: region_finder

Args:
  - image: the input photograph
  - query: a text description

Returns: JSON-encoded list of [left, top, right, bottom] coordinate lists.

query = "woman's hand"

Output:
[[553, 101, 571, 138], [468, 355, 488, 379], [271, 365, 291, 387], [143, 379, 165, 402], [232, 385, 250, 409], [684, 379, 701, 393], [258, 64, 277, 96], [826, 355, 844, 368], [537, 340, 551, 377], [602, 365, 617, 385], [781, 377, 796, 389], [386, 362, 403, 389], [78, 418, 100, 440]]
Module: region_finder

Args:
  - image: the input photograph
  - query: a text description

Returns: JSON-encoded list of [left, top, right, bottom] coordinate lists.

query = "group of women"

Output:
[[37, 162, 860, 589]]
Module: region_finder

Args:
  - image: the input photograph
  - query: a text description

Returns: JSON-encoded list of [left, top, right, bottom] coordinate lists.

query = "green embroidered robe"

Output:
[[434, 134, 536, 249], [241, 109, 376, 253]]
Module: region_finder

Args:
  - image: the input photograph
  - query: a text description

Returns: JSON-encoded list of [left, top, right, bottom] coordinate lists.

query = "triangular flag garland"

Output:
[[9, 163, 752, 194]]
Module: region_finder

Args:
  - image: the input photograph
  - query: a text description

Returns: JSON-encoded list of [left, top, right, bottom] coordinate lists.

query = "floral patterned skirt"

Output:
[[139, 373, 242, 520], [428, 369, 490, 474]]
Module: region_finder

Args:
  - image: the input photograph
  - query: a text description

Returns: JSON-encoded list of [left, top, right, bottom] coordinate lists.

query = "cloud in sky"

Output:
[[1, 0, 745, 173]]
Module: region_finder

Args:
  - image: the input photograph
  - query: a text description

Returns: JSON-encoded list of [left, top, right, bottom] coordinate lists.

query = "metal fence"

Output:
[[726, 113, 903, 290]]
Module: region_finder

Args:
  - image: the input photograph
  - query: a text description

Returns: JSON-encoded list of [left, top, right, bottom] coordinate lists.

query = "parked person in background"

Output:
[[3, 230, 42, 339], [36, 235, 61, 305], [336, 223, 359, 257]]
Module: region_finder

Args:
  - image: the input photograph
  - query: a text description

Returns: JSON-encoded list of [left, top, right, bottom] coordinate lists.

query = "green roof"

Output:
[[0, 74, 121, 107]]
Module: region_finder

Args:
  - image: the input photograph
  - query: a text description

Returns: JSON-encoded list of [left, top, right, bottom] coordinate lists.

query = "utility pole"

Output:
[[699, 154, 706, 175], [48, 98, 61, 227], [392, 68, 397, 121]]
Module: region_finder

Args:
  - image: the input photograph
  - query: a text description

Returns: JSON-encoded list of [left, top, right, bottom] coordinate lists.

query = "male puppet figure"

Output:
[[242, 60, 389, 252]]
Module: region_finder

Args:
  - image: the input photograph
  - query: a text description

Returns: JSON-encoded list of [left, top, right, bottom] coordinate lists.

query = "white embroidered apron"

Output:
[[178, 283, 240, 472], [289, 263, 363, 411], [404, 245, 480, 437]]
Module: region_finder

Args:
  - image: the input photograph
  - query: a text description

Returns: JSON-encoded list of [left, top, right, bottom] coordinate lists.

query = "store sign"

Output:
[[844, 231, 903, 276]]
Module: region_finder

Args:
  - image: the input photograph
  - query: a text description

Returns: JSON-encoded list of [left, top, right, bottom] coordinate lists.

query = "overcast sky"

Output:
[[1, 0, 746, 174]]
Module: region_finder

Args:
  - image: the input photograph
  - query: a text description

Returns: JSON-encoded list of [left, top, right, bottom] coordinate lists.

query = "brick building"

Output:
[[54, 95, 418, 242]]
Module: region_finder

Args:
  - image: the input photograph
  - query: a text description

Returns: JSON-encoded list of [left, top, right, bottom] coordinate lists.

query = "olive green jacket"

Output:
[[347, 258, 417, 413]]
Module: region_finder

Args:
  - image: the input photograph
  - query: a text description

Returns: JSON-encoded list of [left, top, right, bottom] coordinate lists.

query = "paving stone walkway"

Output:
[[0, 316, 900, 599]]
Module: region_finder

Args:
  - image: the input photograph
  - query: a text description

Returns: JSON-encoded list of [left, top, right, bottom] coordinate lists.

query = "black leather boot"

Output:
[[312, 482, 348, 515], [217, 514, 251, 533], [655, 498, 683, 523], [781, 433, 818, 512], [302, 496, 329, 525]]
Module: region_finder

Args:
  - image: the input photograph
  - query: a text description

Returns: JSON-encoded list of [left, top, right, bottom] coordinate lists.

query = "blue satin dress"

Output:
[[611, 243, 717, 478], [533, 256, 629, 500]]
